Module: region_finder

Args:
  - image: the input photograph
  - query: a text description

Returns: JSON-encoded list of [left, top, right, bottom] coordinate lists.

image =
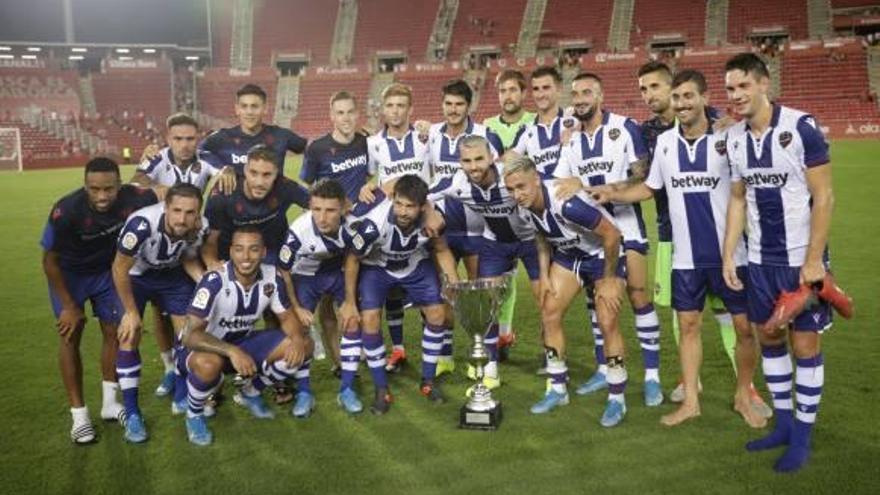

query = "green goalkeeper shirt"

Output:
[[483, 111, 536, 150]]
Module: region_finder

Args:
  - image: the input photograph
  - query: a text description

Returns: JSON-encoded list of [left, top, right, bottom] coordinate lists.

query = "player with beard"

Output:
[[111, 184, 209, 442], [554, 72, 664, 407], [588, 70, 766, 428], [483, 69, 536, 361]]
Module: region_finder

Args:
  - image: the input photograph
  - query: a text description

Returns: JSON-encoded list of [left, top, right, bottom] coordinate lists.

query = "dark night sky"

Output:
[[0, 0, 209, 46]]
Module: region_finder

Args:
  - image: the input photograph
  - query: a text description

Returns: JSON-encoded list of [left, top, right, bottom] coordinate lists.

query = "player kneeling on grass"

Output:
[[587, 69, 767, 428], [179, 226, 313, 446], [338, 175, 460, 414], [503, 156, 629, 427], [111, 183, 209, 443]]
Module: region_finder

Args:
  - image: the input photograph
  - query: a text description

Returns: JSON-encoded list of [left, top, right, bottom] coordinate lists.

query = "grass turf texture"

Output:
[[0, 142, 876, 494]]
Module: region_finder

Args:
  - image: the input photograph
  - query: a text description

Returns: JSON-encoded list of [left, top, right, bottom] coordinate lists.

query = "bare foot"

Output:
[[660, 403, 701, 426], [735, 396, 768, 429]]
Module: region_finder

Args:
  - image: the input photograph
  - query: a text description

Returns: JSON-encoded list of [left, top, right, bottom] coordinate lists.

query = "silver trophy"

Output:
[[443, 276, 510, 430]]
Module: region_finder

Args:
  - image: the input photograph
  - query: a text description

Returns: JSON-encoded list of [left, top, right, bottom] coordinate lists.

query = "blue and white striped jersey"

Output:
[[428, 164, 534, 243], [117, 202, 208, 276], [345, 192, 433, 278], [278, 211, 346, 276], [727, 104, 830, 267], [187, 262, 290, 342], [522, 180, 618, 259], [136, 147, 220, 191], [646, 124, 746, 269], [554, 111, 649, 245], [511, 108, 564, 178], [367, 127, 432, 185]]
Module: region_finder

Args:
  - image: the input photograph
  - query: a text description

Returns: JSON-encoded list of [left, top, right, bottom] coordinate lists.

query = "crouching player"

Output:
[[112, 183, 208, 443], [179, 226, 313, 445], [338, 175, 460, 414], [503, 156, 629, 427]]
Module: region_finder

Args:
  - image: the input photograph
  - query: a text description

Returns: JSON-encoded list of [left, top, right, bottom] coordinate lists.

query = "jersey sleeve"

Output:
[[560, 196, 603, 231], [138, 155, 162, 175], [187, 271, 224, 319], [299, 143, 320, 184], [796, 115, 830, 168], [281, 178, 311, 209], [624, 119, 649, 163], [486, 128, 504, 156], [204, 192, 232, 233], [343, 218, 381, 256], [198, 148, 225, 169], [270, 272, 292, 314], [553, 142, 575, 179], [427, 176, 454, 203], [129, 186, 159, 210], [511, 126, 529, 155], [40, 202, 71, 251], [117, 215, 152, 256], [277, 229, 302, 272], [285, 129, 308, 154], [644, 151, 665, 191]]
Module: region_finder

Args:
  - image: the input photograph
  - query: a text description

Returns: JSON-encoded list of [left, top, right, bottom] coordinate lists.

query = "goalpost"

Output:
[[0, 127, 23, 172]]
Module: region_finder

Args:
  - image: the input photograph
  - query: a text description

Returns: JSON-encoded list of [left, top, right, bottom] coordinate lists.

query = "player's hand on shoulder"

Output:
[[358, 183, 377, 204], [414, 120, 431, 141], [712, 114, 738, 133], [584, 184, 613, 204], [217, 167, 237, 195], [229, 347, 257, 377], [140, 143, 160, 163], [554, 176, 584, 201], [422, 205, 446, 238], [56, 305, 86, 340]]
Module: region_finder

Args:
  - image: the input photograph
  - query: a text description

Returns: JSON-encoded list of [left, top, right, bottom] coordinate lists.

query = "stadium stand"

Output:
[[395, 69, 465, 123], [540, 0, 613, 50], [196, 67, 278, 120], [448, 0, 527, 58], [0, 67, 82, 116], [351, 0, 438, 64], [251, 0, 338, 66], [727, 0, 810, 44], [780, 44, 880, 126], [90, 64, 173, 119], [290, 72, 372, 139], [631, 0, 707, 48]]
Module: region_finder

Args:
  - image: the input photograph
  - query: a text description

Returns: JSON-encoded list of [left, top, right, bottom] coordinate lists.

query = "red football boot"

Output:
[[814, 272, 853, 319], [763, 285, 816, 331]]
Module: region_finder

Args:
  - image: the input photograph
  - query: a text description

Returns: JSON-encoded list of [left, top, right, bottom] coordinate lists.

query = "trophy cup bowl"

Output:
[[443, 276, 510, 430]]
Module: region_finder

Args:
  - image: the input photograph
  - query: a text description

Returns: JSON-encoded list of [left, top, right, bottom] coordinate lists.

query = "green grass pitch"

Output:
[[0, 141, 877, 494]]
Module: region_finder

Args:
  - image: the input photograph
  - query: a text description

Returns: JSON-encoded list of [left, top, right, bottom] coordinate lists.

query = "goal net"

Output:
[[0, 128, 23, 172]]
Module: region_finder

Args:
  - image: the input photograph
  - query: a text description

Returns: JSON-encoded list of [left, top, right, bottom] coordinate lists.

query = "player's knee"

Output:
[[791, 333, 820, 359], [422, 305, 445, 326], [360, 310, 381, 330], [627, 285, 649, 305], [191, 353, 222, 378]]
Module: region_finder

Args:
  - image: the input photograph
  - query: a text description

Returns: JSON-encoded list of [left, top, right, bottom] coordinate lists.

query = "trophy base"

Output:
[[459, 402, 503, 430]]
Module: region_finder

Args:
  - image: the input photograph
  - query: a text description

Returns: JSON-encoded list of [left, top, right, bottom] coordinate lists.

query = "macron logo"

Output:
[[743, 172, 789, 188], [577, 161, 614, 176], [670, 176, 721, 189]]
